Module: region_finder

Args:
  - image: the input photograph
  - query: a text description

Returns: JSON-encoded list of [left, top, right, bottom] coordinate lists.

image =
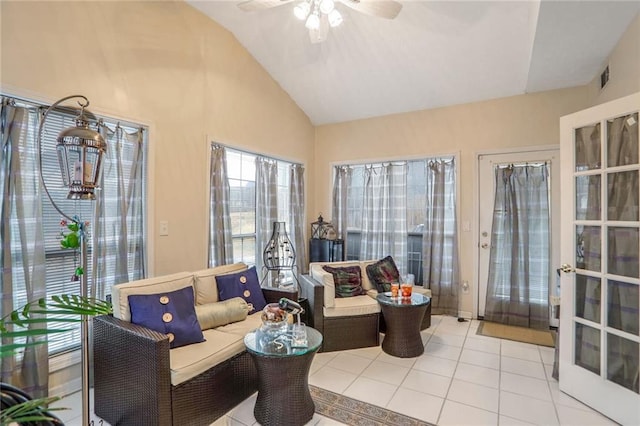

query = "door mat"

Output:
[[476, 321, 555, 347], [310, 385, 435, 426]]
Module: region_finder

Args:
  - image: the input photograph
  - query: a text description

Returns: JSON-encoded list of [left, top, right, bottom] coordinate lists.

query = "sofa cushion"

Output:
[[195, 297, 249, 330], [169, 328, 246, 385], [128, 286, 205, 349], [366, 256, 400, 293], [213, 311, 263, 337], [322, 265, 366, 298], [193, 263, 249, 305], [216, 266, 266, 314], [112, 271, 194, 322], [323, 295, 381, 318]]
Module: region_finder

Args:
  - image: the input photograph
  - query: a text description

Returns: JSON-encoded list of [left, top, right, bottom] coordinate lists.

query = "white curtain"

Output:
[[289, 164, 307, 274], [92, 124, 145, 300], [255, 157, 278, 277], [0, 100, 48, 397], [484, 163, 549, 329], [209, 144, 234, 267], [360, 163, 407, 274], [422, 159, 459, 316]]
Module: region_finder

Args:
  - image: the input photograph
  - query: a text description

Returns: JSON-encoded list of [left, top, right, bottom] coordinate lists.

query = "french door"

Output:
[[559, 92, 640, 425]]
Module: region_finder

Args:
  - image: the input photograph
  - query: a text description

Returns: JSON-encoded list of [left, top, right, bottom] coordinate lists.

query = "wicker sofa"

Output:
[[93, 263, 285, 426], [300, 260, 432, 352]]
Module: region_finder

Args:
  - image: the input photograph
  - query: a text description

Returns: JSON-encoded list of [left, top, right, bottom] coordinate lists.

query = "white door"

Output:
[[477, 149, 560, 326], [559, 92, 640, 425]]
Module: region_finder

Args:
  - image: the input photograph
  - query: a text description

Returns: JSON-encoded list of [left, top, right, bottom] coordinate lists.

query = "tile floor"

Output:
[[52, 316, 618, 425]]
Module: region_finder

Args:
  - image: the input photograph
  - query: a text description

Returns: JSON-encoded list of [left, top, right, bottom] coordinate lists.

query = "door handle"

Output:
[[560, 263, 575, 273]]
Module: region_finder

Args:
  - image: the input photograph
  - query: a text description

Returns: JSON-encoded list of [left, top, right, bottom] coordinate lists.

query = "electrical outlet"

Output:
[[159, 221, 169, 236], [462, 280, 469, 294]]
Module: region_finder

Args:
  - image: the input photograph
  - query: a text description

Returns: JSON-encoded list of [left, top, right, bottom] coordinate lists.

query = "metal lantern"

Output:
[[310, 213, 330, 239], [55, 102, 106, 200]]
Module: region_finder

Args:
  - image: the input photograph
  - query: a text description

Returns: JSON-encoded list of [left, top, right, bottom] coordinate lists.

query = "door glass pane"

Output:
[[607, 333, 639, 393], [575, 274, 601, 323], [607, 113, 639, 167], [608, 227, 640, 278], [608, 280, 639, 336], [576, 226, 601, 271], [607, 171, 639, 221], [575, 323, 601, 375], [576, 123, 601, 171], [576, 175, 601, 220]]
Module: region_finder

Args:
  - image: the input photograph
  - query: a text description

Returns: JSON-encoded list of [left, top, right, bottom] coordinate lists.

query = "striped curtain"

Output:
[[331, 165, 351, 244], [422, 159, 459, 316], [255, 157, 278, 278], [359, 163, 407, 275], [93, 124, 145, 300], [0, 101, 48, 397], [208, 144, 234, 267], [289, 164, 307, 274], [484, 163, 549, 329]]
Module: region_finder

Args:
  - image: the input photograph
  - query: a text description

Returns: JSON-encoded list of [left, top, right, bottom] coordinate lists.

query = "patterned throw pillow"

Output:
[[216, 266, 267, 314], [322, 265, 366, 298], [366, 256, 400, 292], [128, 286, 205, 349]]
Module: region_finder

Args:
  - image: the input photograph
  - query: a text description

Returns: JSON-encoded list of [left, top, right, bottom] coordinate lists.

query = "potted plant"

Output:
[[0, 294, 112, 425]]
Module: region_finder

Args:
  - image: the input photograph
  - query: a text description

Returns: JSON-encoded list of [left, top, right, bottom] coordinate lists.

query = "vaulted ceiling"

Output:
[[187, 1, 640, 125]]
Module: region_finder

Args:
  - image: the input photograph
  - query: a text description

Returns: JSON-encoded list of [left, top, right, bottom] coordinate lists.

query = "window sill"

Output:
[[49, 349, 81, 373]]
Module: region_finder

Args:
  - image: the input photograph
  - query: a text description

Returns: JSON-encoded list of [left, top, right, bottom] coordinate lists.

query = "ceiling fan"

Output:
[[238, 0, 403, 43]]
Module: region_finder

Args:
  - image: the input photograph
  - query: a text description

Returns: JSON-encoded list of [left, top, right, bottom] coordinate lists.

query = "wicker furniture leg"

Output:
[[380, 301, 430, 358], [250, 349, 318, 426]]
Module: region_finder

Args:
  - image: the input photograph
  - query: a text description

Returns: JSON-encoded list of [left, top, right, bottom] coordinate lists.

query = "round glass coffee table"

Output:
[[244, 326, 322, 426], [376, 293, 431, 358]]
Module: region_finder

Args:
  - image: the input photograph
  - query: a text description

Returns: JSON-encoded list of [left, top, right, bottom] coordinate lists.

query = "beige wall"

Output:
[[587, 12, 640, 106], [0, 0, 315, 276], [314, 87, 590, 314]]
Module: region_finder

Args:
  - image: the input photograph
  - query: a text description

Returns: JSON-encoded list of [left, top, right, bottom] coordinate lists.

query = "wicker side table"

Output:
[[244, 326, 323, 426], [377, 293, 431, 358]]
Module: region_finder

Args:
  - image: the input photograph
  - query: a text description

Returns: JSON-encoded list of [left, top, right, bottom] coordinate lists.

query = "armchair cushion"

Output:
[[322, 265, 366, 298], [216, 266, 267, 314], [365, 256, 400, 293], [128, 286, 205, 349]]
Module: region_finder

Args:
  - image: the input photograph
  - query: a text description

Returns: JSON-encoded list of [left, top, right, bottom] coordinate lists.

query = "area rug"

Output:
[[477, 321, 555, 347], [310, 385, 435, 426]]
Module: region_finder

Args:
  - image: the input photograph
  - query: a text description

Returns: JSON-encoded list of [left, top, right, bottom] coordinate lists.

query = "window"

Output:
[[225, 148, 293, 266], [340, 157, 456, 284], [3, 97, 147, 356]]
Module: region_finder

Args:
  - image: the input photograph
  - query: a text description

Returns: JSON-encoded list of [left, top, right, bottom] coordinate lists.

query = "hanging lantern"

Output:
[[55, 102, 106, 200], [310, 213, 331, 239]]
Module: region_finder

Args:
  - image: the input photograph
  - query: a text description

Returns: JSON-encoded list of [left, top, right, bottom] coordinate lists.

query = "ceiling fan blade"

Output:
[[237, 0, 294, 12], [309, 14, 329, 44], [338, 0, 402, 19]]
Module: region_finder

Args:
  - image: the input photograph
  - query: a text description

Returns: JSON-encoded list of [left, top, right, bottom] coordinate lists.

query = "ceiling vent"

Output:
[[600, 65, 610, 89]]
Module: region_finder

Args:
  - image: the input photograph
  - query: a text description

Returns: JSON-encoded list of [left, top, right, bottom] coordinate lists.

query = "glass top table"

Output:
[[376, 293, 431, 357], [244, 325, 323, 426], [244, 325, 322, 357]]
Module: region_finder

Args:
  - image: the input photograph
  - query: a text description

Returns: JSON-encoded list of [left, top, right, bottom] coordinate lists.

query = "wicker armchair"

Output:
[[299, 274, 380, 352]]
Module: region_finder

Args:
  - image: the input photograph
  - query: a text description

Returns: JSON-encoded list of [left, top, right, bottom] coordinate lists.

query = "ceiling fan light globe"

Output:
[[305, 12, 320, 30], [328, 9, 342, 27], [294, 2, 310, 20], [319, 0, 334, 15]]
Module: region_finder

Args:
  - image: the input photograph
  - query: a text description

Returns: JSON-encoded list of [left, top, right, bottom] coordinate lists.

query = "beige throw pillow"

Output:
[[195, 297, 249, 330]]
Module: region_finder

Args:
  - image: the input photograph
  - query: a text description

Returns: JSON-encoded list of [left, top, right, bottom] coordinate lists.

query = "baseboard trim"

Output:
[[458, 310, 473, 320]]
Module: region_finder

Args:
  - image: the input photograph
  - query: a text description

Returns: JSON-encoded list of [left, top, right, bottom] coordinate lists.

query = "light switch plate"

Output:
[[159, 221, 169, 236]]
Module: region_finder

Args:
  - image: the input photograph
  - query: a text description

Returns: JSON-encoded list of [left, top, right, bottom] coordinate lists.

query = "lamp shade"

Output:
[[56, 111, 106, 200]]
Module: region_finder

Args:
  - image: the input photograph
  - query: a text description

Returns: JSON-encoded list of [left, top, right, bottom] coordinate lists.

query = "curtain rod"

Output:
[[1, 94, 146, 133], [211, 141, 303, 167]]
